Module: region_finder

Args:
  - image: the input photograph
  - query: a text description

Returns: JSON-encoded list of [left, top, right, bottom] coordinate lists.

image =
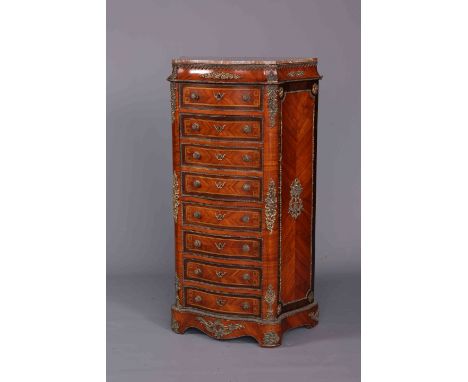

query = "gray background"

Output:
[[107, 0, 360, 381]]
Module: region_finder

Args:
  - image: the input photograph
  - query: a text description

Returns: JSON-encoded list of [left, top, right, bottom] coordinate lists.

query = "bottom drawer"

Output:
[[185, 287, 260, 317]]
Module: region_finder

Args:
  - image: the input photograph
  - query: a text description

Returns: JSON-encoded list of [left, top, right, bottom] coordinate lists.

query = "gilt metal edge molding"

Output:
[[288, 177, 304, 219], [266, 85, 279, 128], [168, 65, 178, 80], [264, 284, 276, 320], [168, 63, 321, 83], [263, 331, 280, 346], [172, 300, 318, 324], [265, 179, 277, 234], [200, 71, 241, 80], [287, 70, 305, 77], [175, 274, 181, 308], [172, 171, 180, 223], [171, 62, 317, 71], [170, 82, 176, 122], [196, 317, 244, 339]]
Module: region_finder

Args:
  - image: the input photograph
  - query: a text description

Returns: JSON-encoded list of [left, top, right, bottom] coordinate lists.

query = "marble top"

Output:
[[172, 57, 318, 65]]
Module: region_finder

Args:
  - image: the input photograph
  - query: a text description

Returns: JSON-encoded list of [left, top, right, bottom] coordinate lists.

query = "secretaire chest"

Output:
[[169, 57, 322, 347]]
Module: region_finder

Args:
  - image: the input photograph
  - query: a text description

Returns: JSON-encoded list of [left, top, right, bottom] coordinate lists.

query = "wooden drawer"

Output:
[[183, 203, 262, 232], [182, 172, 261, 202], [183, 231, 261, 261], [182, 144, 262, 171], [185, 259, 261, 289], [181, 84, 262, 110], [180, 114, 262, 141], [185, 287, 260, 317]]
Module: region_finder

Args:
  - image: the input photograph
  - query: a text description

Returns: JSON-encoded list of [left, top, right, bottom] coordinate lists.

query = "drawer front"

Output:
[[183, 203, 261, 232], [181, 115, 262, 141], [181, 85, 261, 110], [183, 231, 261, 261], [185, 259, 261, 288], [182, 172, 261, 202], [185, 287, 260, 317], [182, 144, 262, 171]]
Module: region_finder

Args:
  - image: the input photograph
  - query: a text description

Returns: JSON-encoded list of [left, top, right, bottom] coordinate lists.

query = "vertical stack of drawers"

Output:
[[169, 57, 321, 347]]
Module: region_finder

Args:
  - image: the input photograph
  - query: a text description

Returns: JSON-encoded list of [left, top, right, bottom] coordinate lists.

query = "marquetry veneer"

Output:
[[169, 57, 322, 347]]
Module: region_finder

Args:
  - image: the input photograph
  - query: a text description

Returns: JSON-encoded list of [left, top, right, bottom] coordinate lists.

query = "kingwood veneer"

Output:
[[168, 57, 322, 347]]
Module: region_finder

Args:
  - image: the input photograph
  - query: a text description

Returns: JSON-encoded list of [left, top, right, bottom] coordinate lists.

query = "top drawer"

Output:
[[181, 84, 262, 110]]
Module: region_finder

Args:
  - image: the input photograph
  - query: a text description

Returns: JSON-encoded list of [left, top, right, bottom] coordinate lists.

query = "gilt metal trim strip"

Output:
[[170, 82, 176, 123], [200, 71, 241, 80], [264, 284, 276, 320], [172, 171, 180, 223], [175, 274, 181, 308], [168, 65, 178, 80], [172, 300, 318, 324], [287, 70, 305, 78], [171, 62, 318, 71], [266, 85, 279, 128], [265, 179, 277, 234]]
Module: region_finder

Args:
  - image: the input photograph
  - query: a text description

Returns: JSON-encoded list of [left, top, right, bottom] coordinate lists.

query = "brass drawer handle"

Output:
[[194, 295, 202, 302], [213, 92, 225, 101], [243, 125, 252, 134], [215, 153, 226, 160], [242, 244, 250, 253], [215, 212, 226, 221], [242, 94, 251, 102], [215, 271, 227, 278], [191, 122, 200, 131], [216, 298, 227, 306], [241, 302, 250, 310], [242, 154, 251, 162], [215, 181, 225, 189], [192, 151, 201, 160], [242, 183, 251, 192], [193, 211, 202, 219], [212, 124, 226, 133], [241, 215, 250, 223], [194, 267, 202, 275], [242, 273, 251, 281], [193, 180, 201, 188], [193, 239, 202, 248], [190, 92, 199, 101], [215, 242, 226, 250]]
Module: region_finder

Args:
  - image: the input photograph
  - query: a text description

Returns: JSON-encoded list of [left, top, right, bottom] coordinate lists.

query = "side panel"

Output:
[[171, 81, 185, 308], [280, 82, 316, 311]]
